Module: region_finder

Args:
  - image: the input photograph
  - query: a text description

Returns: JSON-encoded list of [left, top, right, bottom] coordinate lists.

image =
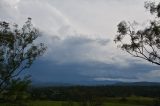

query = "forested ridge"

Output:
[[30, 86, 160, 101]]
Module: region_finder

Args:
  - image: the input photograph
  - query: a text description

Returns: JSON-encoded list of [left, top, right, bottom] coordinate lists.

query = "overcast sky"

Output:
[[1, 0, 160, 83]]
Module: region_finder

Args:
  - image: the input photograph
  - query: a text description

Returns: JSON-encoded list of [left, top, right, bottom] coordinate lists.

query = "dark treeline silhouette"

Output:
[[30, 86, 160, 101]]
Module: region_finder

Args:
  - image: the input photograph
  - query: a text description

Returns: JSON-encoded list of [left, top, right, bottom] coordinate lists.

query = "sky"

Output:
[[0, 0, 160, 83]]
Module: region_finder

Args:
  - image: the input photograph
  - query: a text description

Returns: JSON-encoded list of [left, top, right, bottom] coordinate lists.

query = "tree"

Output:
[[3, 76, 31, 102], [0, 18, 46, 93], [114, 1, 160, 65]]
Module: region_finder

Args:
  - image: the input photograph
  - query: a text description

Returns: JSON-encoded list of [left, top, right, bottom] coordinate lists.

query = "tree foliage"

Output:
[[3, 76, 31, 102], [0, 18, 46, 92], [114, 1, 160, 65]]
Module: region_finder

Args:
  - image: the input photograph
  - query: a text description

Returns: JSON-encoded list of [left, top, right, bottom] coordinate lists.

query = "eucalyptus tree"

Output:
[[0, 18, 46, 92], [114, 1, 160, 65]]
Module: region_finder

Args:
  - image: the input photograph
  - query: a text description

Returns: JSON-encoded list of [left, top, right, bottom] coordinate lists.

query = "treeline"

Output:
[[29, 86, 160, 101]]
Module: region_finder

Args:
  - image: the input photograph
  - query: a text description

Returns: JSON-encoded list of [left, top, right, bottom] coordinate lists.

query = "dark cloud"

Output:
[[22, 57, 159, 83]]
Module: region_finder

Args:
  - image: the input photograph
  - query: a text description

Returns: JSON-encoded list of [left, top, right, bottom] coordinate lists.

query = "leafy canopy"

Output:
[[0, 18, 46, 91], [114, 1, 160, 65]]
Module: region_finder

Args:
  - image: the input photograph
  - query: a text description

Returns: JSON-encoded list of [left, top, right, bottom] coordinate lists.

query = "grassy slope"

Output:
[[0, 97, 155, 106], [29, 101, 144, 106], [0, 101, 145, 106]]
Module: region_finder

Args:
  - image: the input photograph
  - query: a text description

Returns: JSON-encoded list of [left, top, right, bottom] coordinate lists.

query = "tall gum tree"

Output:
[[0, 18, 46, 92]]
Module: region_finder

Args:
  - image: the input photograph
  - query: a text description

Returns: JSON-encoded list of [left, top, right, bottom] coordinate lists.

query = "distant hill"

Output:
[[114, 81, 160, 86], [32, 80, 160, 87], [32, 80, 120, 87]]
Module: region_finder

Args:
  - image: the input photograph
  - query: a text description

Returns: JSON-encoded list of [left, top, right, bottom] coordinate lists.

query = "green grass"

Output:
[[28, 101, 145, 106], [104, 96, 154, 105], [0, 101, 147, 106], [28, 101, 62, 106], [105, 103, 144, 106], [0, 96, 156, 106]]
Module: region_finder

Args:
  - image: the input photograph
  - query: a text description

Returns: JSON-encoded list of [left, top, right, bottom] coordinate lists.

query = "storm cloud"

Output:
[[0, 0, 160, 83]]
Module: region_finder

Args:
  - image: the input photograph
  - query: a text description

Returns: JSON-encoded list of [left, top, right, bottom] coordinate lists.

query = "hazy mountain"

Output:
[[32, 80, 160, 87], [32, 80, 119, 87], [115, 81, 160, 86]]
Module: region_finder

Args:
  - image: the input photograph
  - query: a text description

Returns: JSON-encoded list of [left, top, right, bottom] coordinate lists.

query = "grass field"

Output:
[[0, 101, 148, 106], [29, 101, 144, 106], [105, 96, 154, 106], [0, 96, 157, 106]]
